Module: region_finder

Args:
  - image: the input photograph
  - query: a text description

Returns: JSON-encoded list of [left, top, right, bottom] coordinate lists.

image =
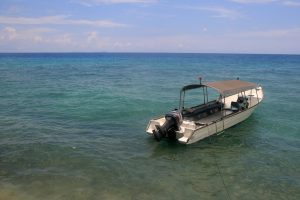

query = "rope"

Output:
[[213, 153, 232, 200]]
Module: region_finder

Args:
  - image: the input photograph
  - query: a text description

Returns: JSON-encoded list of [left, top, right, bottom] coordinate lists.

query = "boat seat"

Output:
[[231, 102, 239, 111], [231, 96, 249, 111]]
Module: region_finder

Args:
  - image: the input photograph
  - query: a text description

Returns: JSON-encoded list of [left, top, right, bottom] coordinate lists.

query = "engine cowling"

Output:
[[152, 111, 182, 141]]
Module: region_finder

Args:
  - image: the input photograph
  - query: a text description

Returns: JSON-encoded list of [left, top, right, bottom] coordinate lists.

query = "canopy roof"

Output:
[[205, 80, 257, 97]]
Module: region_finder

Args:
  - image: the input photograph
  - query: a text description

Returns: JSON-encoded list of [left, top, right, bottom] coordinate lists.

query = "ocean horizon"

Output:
[[0, 52, 299, 200], [1, 52, 300, 55]]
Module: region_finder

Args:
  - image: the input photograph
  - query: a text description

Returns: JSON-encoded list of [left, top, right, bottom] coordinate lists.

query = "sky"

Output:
[[0, 0, 300, 54]]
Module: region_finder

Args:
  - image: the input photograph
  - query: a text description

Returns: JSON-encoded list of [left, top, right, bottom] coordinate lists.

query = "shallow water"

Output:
[[0, 53, 299, 200]]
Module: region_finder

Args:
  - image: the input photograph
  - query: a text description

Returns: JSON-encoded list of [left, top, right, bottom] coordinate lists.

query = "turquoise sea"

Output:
[[0, 53, 299, 200]]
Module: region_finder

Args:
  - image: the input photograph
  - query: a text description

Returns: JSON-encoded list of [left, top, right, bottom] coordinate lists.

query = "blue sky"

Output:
[[0, 0, 300, 54]]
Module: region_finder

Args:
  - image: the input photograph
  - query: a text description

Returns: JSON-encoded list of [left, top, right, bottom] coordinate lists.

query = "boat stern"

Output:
[[146, 117, 165, 135]]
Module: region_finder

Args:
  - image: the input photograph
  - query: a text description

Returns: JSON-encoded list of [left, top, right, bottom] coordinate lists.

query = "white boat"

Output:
[[146, 78, 263, 144]]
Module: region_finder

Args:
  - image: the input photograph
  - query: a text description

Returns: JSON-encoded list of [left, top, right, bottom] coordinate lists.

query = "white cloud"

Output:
[[229, 28, 300, 53], [230, 0, 277, 3], [53, 34, 73, 45], [282, 0, 300, 7], [68, 27, 299, 54], [1, 26, 299, 54], [235, 27, 300, 37], [0, 26, 80, 51], [182, 6, 242, 19], [94, 0, 156, 3], [0, 27, 51, 41], [0, 15, 127, 28], [0, 27, 17, 40], [87, 31, 99, 43], [230, 0, 300, 7], [76, 0, 157, 6]]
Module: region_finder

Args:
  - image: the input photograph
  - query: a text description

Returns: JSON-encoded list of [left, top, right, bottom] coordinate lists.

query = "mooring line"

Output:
[[213, 153, 231, 200]]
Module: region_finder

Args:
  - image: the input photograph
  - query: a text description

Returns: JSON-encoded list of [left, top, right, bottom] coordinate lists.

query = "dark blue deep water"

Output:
[[0, 53, 299, 200]]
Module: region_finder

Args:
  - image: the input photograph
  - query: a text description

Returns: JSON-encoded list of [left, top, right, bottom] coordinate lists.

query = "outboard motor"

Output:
[[152, 111, 182, 141]]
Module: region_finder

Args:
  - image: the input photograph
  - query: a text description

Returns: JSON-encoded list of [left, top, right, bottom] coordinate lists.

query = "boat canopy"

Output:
[[205, 80, 257, 97]]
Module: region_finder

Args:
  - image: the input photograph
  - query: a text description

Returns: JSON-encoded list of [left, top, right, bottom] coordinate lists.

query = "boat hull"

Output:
[[185, 106, 256, 144]]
